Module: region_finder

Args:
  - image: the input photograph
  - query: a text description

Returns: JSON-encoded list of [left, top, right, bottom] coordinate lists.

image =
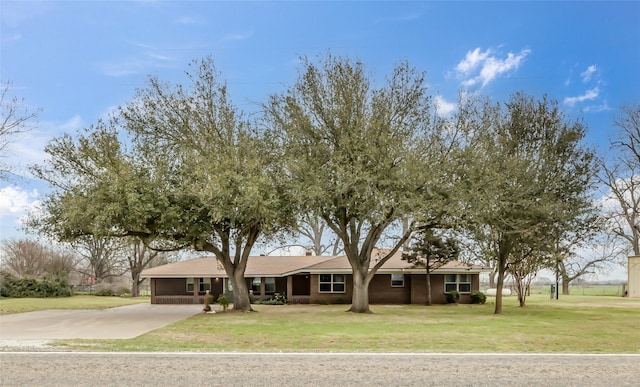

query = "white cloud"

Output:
[[222, 29, 253, 42], [455, 48, 492, 75], [455, 47, 531, 88], [100, 58, 149, 77], [580, 65, 597, 83], [563, 86, 600, 107], [564, 69, 572, 87], [99, 41, 179, 77], [100, 54, 178, 77], [174, 16, 199, 25], [2, 33, 21, 43], [584, 100, 611, 113], [0, 186, 39, 218], [434, 95, 457, 117], [59, 114, 84, 131]]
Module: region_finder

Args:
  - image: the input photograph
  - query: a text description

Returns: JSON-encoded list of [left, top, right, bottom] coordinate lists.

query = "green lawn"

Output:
[[52, 294, 640, 353], [0, 295, 149, 314]]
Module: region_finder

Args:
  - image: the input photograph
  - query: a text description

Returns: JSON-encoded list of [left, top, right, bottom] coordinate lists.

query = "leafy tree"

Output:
[[30, 58, 295, 311], [456, 93, 598, 314], [402, 229, 459, 306], [265, 54, 450, 313], [0, 80, 41, 180]]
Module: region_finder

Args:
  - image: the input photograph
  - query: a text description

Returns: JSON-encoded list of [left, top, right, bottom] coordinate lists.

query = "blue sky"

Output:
[[1, 1, 639, 277]]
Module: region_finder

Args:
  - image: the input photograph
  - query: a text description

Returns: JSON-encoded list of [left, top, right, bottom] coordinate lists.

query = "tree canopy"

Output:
[[265, 54, 454, 312], [30, 58, 296, 311], [455, 93, 598, 313]]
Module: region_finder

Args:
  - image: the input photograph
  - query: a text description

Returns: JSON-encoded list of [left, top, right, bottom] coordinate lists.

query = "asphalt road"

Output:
[[1, 352, 639, 386]]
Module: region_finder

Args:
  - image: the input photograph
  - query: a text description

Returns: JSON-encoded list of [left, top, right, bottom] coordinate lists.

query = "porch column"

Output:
[[260, 277, 266, 297], [150, 278, 156, 304], [286, 276, 293, 300], [193, 277, 199, 304]]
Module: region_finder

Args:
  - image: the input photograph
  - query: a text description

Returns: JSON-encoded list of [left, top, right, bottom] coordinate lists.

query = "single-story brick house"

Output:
[[140, 249, 488, 305]]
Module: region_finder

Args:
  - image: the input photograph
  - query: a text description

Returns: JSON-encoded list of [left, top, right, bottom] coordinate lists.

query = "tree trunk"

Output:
[[517, 285, 525, 307], [425, 270, 432, 306], [494, 235, 514, 315], [494, 254, 507, 314], [130, 268, 142, 297], [348, 270, 372, 313], [562, 276, 570, 295], [131, 278, 140, 298], [230, 267, 253, 312]]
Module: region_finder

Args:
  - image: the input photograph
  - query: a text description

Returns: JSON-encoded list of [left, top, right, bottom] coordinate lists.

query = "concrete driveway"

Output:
[[0, 303, 201, 341]]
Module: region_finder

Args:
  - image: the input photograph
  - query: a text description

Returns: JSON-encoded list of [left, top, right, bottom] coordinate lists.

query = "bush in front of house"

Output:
[[256, 293, 287, 305], [446, 290, 461, 304], [0, 270, 73, 298], [217, 294, 229, 311], [470, 291, 487, 304]]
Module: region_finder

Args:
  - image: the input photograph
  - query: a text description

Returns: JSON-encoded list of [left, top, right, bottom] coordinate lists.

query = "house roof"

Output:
[[141, 248, 488, 279]]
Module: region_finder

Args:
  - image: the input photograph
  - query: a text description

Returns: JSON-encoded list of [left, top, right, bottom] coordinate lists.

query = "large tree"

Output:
[[457, 93, 598, 314], [265, 54, 451, 313], [73, 235, 129, 282], [556, 231, 623, 295], [30, 58, 295, 311], [600, 103, 640, 256]]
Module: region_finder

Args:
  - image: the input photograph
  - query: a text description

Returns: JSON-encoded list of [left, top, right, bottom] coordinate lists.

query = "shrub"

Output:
[[470, 291, 487, 304], [0, 271, 73, 298], [115, 285, 131, 297], [93, 287, 114, 296], [93, 283, 119, 296], [446, 290, 460, 304], [256, 293, 288, 305], [217, 294, 229, 311]]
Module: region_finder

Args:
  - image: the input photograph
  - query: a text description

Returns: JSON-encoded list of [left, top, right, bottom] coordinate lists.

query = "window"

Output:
[[391, 274, 404, 287], [186, 278, 211, 293], [319, 274, 345, 293], [445, 274, 471, 293], [264, 277, 276, 294], [251, 277, 277, 295], [251, 278, 261, 295]]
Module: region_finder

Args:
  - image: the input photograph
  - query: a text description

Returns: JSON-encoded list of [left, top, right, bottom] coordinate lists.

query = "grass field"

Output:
[[48, 293, 640, 353], [0, 295, 149, 314], [524, 284, 627, 297]]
